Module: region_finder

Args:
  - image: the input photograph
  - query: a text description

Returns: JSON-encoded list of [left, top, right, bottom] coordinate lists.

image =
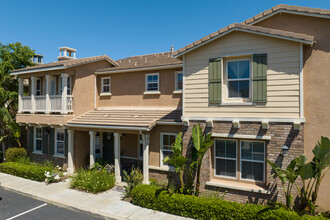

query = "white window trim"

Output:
[[101, 76, 111, 95], [160, 132, 177, 168], [239, 140, 265, 183], [54, 128, 65, 157], [174, 71, 183, 92], [214, 139, 238, 179], [145, 73, 159, 92], [67, 76, 71, 95], [33, 127, 43, 154]]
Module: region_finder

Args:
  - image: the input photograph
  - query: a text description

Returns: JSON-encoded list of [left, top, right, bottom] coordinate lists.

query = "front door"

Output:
[[103, 132, 114, 165]]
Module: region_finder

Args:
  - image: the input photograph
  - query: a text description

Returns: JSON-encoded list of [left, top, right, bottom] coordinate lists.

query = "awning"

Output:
[[67, 108, 182, 131]]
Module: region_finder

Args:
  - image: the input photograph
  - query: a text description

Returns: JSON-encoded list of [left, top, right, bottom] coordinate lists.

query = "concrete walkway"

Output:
[[0, 173, 189, 220]]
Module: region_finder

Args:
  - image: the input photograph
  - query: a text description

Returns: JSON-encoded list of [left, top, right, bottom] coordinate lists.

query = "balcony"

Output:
[[20, 95, 73, 113]]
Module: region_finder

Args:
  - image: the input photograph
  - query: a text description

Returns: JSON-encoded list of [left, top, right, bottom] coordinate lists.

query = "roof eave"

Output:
[[66, 123, 151, 131], [10, 65, 65, 76]]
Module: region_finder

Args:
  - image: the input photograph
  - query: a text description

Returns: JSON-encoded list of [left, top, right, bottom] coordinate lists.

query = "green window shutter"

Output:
[[209, 58, 222, 104], [42, 128, 48, 154], [64, 129, 68, 157], [49, 128, 55, 155], [252, 54, 267, 103], [28, 127, 34, 153]]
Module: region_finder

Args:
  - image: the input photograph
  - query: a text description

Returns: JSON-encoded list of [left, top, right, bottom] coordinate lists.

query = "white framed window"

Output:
[[34, 127, 43, 153], [240, 140, 265, 182], [67, 76, 71, 95], [226, 59, 251, 100], [145, 73, 159, 91], [55, 128, 65, 156], [160, 132, 177, 167], [36, 78, 41, 96], [175, 72, 183, 91], [101, 77, 111, 94], [214, 139, 237, 178]]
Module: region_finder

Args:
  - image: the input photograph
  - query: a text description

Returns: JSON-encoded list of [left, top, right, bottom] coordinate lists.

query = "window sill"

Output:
[[143, 91, 161, 95], [32, 151, 43, 155], [173, 90, 182, 94], [53, 154, 66, 159], [149, 165, 175, 172], [206, 179, 270, 195], [100, 93, 112, 96], [220, 102, 253, 106]]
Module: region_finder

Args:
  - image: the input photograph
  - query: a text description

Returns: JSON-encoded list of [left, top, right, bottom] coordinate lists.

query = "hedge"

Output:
[[0, 162, 51, 182], [5, 147, 27, 162], [131, 185, 326, 220]]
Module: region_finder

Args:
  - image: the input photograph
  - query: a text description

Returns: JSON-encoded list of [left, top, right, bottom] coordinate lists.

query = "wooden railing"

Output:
[[20, 95, 73, 113]]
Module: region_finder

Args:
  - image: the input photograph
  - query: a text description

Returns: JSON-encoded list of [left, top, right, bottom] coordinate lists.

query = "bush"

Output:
[[122, 166, 143, 198], [0, 162, 51, 181], [131, 185, 326, 220], [70, 168, 115, 193], [5, 147, 27, 162]]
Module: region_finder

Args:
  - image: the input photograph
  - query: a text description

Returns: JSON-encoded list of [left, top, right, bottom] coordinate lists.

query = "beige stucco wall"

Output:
[[74, 130, 90, 169], [184, 31, 301, 118], [121, 134, 138, 157], [16, 114, 75, 125], [96, 68, 182, 108], [255, 13, 330, 211]]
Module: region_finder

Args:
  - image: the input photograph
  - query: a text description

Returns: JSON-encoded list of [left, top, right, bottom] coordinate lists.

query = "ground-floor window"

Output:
[[160, 133, 176, 167], [34, 127, 43, 153], [214, 138, 265, 182], [55, 128, 65, 156]]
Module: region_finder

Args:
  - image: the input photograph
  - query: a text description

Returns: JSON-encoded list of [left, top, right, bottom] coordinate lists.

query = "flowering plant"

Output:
[[44, 171, 61, 184]]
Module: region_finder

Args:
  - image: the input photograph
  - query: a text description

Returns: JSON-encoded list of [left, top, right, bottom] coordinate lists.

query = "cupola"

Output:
[[58, 46, 77, 61]]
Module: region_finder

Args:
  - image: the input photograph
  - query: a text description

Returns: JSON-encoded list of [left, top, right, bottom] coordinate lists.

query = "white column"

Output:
[[31, 76, 36, 113], [114, 133, 121, 183], [89, 131, 95, 167], [143, 134, 150, 184], [67, 130, 74, 174], [61, 73, 68, 114], [18, 78, 23, 113], [45, 75, 51, 114]]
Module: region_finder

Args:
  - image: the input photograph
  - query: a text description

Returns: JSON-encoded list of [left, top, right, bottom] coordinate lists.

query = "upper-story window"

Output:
[[36, 78, 41, 96], [175, 72, 183, 90], [146, 73, 159, 91], [227, 59, 250, 99], [101, 77, 111, 94], [59, 76, 71, 95]]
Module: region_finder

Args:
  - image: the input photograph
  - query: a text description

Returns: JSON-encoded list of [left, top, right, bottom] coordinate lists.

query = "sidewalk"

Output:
[[0, 173, 189, 220]]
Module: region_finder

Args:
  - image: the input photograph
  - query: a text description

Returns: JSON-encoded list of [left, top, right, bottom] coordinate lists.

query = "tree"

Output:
[[0, 42, 35, 159], [191, 124, 213, 196]]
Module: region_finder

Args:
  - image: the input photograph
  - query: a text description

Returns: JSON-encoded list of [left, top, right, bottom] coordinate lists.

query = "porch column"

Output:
[[30, 76, 36, 113], [45, 75, 51, 114], [114, 132, 121, 183], [142, 134, 150, 184], [89, 131, 95, 167], [67, 130, 74, 174], [61, 73, 68, 114], [18, 78, 23, 113]]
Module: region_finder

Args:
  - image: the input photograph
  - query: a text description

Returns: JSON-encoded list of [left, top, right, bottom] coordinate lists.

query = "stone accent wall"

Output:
[[149, 169, 179, 186], [29, 153, 67, 168], [182, 120, 304, 205]]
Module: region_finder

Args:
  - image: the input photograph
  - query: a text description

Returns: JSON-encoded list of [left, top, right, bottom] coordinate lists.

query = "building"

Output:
[[11, 4, 330, 210]]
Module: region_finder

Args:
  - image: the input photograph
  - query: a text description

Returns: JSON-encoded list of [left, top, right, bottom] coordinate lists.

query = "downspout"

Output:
[[182, 55, 185, 118], [299, 43, 304, 118], [94, 75, 97, 109]]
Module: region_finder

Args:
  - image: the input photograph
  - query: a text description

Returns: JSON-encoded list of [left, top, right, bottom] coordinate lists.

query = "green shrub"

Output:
[[122, 166, 143, 198], [5, 147, 27, 162], [16, 156, 31, 165], [131, 185, 326, 220], [0, 162, 51, 181], [70, 168, 115, 193]]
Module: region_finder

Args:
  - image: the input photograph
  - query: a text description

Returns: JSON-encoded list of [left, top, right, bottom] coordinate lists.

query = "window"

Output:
[[138, 135, 143, 158], [214, 139, 265, 182], [36, 79, 41, 96], [160, 133, 176, 166], [55, 128, 65, 156], [175, 72, 183, 90], [240, 140, 265, 182], [227, 59, 250, 99], [214, 139, 237, 178], [101, 77, 111, 94], [146, 73, 159, 91], [67, 76, 71, 95], [34, 127, 42, 153]]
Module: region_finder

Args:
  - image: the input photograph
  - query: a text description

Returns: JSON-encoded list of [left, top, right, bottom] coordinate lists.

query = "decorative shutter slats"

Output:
[[28, 127, 34, 153], [49, 128, 55, 155], [209, 58, 222, 104], [65, 129, 68, 157], [252, 54, 267, 103], [42, 128, 48, 154]]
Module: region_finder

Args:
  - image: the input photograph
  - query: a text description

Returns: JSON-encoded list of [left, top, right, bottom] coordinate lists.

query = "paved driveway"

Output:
[[0, 187, 105, 220]]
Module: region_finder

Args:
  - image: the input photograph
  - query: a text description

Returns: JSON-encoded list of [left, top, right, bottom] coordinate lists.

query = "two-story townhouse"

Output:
[[11, 48, 183, 184], [173, 5, 330, 210]]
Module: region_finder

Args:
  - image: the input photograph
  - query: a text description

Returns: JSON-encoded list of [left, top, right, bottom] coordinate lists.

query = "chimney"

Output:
[[32, 54, 43, 64], [58, 46, 77, 61], [170, 45, 174, 54]]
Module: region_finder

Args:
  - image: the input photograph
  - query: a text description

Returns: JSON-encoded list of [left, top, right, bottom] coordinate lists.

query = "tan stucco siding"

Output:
[[74, 130, 90, 169], [96, 68, 182, 108], [121, 134, 138, 158], [184, 31, 301, 118], [16, 114, 75, 125]]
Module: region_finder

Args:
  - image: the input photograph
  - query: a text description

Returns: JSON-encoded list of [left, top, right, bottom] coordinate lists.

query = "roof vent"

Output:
[[32, 54, 43, 64], [58, 46, 77, 61]]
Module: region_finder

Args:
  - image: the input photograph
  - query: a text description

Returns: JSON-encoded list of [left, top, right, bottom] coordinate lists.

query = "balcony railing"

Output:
[[20, 95, 73, 114]]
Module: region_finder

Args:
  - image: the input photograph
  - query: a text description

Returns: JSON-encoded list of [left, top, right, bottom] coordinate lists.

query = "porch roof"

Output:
[[66, 108, 182, 131]]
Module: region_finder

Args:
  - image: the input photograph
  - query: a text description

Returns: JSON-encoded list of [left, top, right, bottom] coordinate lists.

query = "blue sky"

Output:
[[1, 0, 330, 63]]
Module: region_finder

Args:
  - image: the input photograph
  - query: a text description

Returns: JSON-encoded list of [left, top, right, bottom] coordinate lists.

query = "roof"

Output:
[[96, 52, 182, 73], [67, 108, 182, 131], [242, 4, 330, 25], [11, 55, 118, 75], [173, 23, 315, 58]]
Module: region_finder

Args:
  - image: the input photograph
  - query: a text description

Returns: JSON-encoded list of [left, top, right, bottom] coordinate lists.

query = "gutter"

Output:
[[95, 64, 182, 75], [66, 123, 150, 131], [10, 65, 65, 75]]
